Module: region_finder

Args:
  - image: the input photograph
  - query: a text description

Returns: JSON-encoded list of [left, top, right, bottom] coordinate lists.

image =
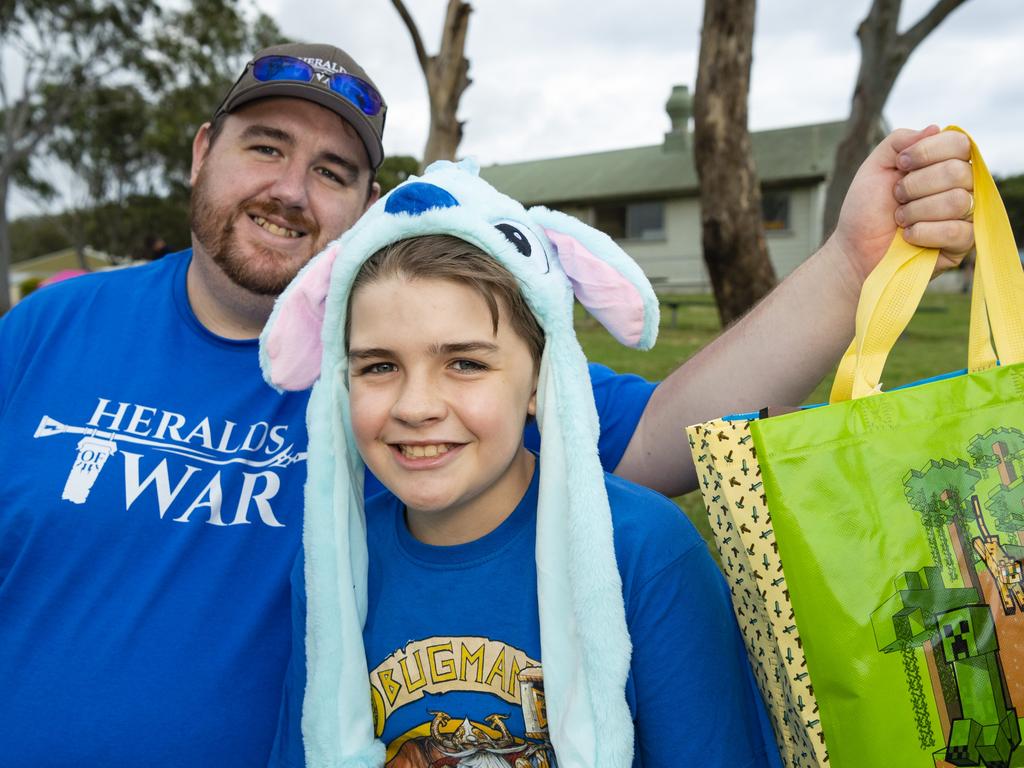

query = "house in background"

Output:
[[8, 247, 113, 305], [482, 85, 880, 292]]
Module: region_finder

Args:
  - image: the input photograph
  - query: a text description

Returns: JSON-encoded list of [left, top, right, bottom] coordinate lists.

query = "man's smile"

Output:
[[249, 214, 306, 239]]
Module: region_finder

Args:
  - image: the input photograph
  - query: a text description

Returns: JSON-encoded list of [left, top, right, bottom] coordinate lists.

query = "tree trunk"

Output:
[[422, 0, 471, 166], [822, 0, 970, 239], [693, 0, 776, 327], [391, 0, 472, 170], [0, 178, 11, 314]]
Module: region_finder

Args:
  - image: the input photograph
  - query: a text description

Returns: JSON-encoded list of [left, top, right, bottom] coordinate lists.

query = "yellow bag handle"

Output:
[[830, 126, 1024, 403]]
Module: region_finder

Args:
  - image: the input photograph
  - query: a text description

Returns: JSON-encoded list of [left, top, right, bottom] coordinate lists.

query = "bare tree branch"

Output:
[[822, 0, 973, 237], [900, 0, 970, 51], [440, 0, 471, 55], [389, 0, 429, 74]]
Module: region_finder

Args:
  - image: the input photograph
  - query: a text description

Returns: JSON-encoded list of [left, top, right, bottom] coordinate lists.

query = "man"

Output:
[[0, 42, 973, 766]]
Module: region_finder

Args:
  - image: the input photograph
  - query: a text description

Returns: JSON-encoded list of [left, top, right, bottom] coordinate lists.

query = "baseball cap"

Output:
[[214, 43, 387, 169]]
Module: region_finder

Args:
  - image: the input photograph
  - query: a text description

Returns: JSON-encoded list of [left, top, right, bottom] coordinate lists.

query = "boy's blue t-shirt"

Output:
[[0, 250, 657, 767], [271, 467, 781, 767]]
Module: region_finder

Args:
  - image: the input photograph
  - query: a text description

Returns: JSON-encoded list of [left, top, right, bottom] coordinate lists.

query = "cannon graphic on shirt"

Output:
[[33, 414, 307, 504], [381, 664, 556, 767]]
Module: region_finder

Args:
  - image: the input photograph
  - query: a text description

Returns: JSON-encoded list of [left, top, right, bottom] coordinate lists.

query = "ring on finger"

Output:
[[963, 192, 975, 220]]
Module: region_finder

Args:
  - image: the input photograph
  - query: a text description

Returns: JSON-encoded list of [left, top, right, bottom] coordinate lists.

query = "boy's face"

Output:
[[348, 275, 538, 544], [189, 97, 379, 297]]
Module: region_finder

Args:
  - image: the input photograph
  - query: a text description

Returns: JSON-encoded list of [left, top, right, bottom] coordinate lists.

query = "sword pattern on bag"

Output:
[[687, 418, 828, 768]]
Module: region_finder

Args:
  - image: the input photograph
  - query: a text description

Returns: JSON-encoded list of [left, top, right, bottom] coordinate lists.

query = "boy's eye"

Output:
[[451, 359, 486, 373], [359, 362, 397, 375]]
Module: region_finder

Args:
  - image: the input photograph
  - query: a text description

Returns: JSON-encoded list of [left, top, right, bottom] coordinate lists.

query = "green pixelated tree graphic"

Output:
[[971, 428, 1024, 537], [904, 459, 983, 584], [968, 428, 1024, 473], [987, 483, 1024, 537]]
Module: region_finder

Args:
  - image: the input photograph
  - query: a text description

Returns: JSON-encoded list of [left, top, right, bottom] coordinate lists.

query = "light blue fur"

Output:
[[261, 159, 659, 767]]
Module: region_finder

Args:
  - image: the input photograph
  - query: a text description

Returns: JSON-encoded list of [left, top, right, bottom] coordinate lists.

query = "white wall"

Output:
[[572, 182, 826, 293]]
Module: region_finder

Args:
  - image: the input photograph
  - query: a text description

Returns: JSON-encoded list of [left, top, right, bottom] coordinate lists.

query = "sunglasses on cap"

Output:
[[250, 54, 384, 117]]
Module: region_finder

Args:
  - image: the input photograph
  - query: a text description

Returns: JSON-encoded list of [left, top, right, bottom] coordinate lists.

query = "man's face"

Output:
[[189, 97, 380, 296]]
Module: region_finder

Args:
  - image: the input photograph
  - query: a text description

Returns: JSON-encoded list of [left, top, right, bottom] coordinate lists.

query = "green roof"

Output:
[[480, 121, 848, 207]]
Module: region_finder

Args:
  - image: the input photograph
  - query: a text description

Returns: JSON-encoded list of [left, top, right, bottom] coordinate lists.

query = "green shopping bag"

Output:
[[748, 127, 1024, 768]]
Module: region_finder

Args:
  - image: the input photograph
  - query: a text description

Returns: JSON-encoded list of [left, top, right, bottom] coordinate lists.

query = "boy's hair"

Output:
[[345, 234, 545, 367]]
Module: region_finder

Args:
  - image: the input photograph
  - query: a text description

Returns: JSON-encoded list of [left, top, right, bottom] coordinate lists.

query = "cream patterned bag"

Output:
[[687, 417, 827, 767]]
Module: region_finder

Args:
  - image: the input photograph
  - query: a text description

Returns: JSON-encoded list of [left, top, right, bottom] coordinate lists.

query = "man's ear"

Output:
[[364, 180, 381, 213], [527, 385, 537, 417], [190, 122, 213, 186]]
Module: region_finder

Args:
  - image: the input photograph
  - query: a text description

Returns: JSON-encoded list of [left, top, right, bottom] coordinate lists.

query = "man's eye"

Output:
[[253, 145, 280, 156], [317, 167, 344, 185]]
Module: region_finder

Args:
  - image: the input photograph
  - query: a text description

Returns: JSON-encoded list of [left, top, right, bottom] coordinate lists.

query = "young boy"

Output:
[[262, 161, 781, 767]]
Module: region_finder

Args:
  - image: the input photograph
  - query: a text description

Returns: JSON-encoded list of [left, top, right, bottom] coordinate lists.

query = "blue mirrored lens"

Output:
[[330, 74, 383, 116], [252, 56, 313, 83]]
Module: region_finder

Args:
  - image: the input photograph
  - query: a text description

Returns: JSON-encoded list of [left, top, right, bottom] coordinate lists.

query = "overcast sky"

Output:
[[256, 0, 1023, 175], [8, 0, 1022, 220]]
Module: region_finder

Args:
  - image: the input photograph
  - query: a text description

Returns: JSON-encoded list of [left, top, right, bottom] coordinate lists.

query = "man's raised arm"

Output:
[[615, 127, 975, 496]]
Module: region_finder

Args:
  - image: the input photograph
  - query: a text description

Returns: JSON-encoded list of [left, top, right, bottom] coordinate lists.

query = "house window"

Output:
[[594, 201, 665, 241], [762, 190, 791, 231]]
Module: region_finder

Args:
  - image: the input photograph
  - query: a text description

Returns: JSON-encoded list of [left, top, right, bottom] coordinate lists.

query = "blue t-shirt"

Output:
[[271, 468, 781, 767], [0, 250, 656, 767]]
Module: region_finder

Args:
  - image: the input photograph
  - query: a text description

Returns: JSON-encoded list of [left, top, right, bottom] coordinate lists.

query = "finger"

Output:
[[902, 219, 974, 256], [869, 127, 939, 170], [896, 188, 974, 227], [893, 159, 973, 204], [896, 129, 971, 171], [887, 124, 941, 157], [935, 251, 968, 273]]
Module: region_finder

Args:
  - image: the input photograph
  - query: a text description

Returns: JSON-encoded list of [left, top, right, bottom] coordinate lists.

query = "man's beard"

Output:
[[190, 168, 321, 296]]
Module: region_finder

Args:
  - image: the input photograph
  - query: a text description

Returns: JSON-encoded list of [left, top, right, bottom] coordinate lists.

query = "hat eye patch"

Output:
[[384, 182, 460, 216], [494, 220, 549, 274]]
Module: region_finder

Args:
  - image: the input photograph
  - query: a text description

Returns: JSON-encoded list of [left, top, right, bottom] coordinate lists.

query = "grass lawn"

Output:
[[575, 290, 972, 547]]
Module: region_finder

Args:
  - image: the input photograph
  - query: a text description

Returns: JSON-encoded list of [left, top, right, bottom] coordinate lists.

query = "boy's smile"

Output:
[[348, 275, 538, 546]]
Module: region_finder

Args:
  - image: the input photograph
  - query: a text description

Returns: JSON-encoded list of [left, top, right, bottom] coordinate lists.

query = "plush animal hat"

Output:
[[260, 159, 659, 768]]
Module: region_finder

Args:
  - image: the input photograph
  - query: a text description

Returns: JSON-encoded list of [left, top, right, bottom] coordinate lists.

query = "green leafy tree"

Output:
[[377, 156, 421, 195], [143, 0, 285, 196], [3, 0, 286, 282], [0, 0, 162, 312], [48, 84, 154, 262]]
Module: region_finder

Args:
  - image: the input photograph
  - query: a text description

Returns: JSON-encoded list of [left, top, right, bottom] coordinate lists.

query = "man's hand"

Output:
[[614, 125, 977, 498], [830, 126, 975, 295]]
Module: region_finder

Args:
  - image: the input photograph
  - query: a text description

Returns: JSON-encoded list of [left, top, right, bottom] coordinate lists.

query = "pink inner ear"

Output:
[[265, 245, 338, 390], [544, 229, 645, 348]]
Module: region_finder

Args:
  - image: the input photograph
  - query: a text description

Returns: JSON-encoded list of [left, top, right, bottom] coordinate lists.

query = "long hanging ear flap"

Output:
[[530, 206, 659, 350], [259, 243, 341, 391]]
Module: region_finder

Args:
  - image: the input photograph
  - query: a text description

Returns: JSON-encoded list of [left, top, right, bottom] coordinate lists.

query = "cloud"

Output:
[[258, 1, 1021, 174]]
